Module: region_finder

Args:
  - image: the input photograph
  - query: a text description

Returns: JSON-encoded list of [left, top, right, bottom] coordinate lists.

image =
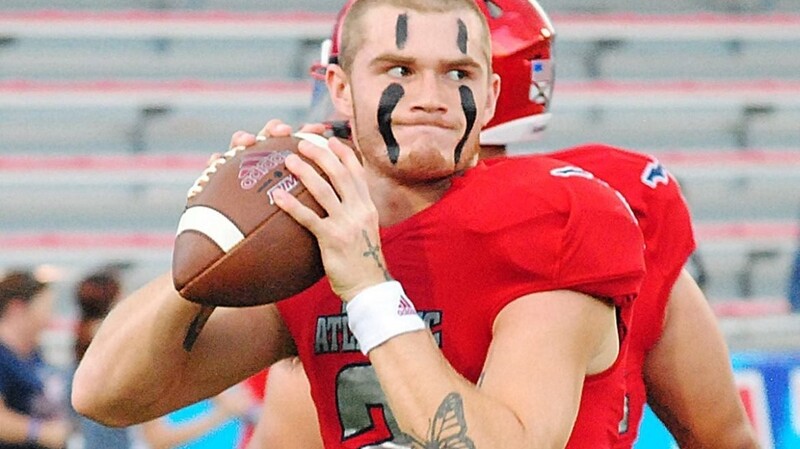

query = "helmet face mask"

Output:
[[308, 0, 555, 146]]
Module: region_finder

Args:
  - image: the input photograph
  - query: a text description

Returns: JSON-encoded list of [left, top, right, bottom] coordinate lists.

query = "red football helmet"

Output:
[[308, 0, 555, 145], [477, 0, 555, 145]]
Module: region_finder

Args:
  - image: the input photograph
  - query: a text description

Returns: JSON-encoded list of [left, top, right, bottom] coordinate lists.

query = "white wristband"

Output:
[[346, 281, 426, 355]]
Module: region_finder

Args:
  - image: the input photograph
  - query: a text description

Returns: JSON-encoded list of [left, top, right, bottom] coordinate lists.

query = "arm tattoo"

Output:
[[406, 392, 476, 449], [361, 229, 392, 281], [183, 306, 215, 351]]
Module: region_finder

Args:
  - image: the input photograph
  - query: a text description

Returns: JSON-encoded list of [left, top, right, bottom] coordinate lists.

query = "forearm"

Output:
[[73, 272, 294, 426], [644, 270, 758, 449], [361, 290, 604, 449], [72, 274, 294, 426], [369, 331, 533, 448], [72, 272, 204, 425]]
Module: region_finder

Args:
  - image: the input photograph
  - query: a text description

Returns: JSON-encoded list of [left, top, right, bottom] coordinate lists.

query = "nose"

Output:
[[409, 71, 448, 114]]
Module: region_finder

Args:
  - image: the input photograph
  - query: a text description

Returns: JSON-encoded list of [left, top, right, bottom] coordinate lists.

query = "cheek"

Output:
[[350, 87, 377, 127], [351, 89, 387, 140]]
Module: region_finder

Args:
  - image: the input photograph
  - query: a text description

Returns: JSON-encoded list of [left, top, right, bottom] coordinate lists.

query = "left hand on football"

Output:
[[272, 137, 389, 302]]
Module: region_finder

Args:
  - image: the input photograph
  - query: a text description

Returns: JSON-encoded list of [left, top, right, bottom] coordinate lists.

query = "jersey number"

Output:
[[337, 364, 407, 447]]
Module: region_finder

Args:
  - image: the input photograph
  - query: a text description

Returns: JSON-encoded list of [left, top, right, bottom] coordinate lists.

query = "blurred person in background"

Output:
[[236, 370, 268, 449], [70, 268, 133, 449], [244, 358, 319, 449], [0, 269, 70, 449], [138, 385, 254, 449], [239, 0, 757, 448]]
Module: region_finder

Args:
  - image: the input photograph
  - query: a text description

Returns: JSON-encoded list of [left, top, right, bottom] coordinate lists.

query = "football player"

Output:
[[74, 1, 646, 448], [243, 1, 758, 448]]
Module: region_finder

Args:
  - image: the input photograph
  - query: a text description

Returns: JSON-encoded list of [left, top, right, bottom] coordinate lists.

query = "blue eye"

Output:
[[388, 66, 411, 77], [447, 69, 468, 81]]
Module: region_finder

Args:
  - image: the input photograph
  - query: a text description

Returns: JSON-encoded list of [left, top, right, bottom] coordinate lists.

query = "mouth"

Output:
[[393, 120, 456, 131]]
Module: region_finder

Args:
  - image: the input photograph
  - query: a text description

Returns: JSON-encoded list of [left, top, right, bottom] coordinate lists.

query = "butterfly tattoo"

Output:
[[405, 392, 476, 449]]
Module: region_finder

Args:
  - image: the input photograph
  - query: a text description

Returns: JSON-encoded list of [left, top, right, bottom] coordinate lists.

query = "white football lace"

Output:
[[186, 145, 245, 199]]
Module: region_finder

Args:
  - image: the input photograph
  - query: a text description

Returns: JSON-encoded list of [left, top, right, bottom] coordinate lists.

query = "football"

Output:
[[172, 132, 346, 307]]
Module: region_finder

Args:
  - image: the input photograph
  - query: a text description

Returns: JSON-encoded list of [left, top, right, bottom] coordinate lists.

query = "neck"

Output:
[[0, 322, 34, 357], [478, 145, 507, 160], [366, 171, 452, 227]]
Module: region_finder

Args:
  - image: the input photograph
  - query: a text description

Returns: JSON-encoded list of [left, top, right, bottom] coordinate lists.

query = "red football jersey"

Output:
[[548, 144, 697, 448], [277, 155, 645, 448]]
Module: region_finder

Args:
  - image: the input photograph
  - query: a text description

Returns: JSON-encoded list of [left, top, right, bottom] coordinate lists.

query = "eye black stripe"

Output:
[[454, 85, 477, 164], [457, 19, 468, 54], [396, 14, 408, 49], [377, 83, 405, 164]]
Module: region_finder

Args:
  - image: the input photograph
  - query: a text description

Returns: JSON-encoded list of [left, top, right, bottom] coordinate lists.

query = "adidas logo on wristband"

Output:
[[397, 294, 417, 316], [347, 281, 427, 355]]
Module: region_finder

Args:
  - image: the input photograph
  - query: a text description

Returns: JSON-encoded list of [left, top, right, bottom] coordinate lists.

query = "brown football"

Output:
[[172, 132, 346, 307]]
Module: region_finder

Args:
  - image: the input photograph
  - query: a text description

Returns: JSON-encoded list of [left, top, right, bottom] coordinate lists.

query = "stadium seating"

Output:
[[1, 2, 799, 322]]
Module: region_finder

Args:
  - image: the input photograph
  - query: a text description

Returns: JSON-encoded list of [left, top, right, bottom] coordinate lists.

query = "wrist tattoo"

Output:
[[361, 230, 391, 281], [407, 392, 476, 449]]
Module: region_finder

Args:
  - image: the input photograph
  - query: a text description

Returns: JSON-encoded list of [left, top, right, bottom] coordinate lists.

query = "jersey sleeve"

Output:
[[542, 165, 646, 305], [547, 144, 697, 349], [640, 167, 697, 279], [550, 144, 697, 280], [461, 158, 646, 320]]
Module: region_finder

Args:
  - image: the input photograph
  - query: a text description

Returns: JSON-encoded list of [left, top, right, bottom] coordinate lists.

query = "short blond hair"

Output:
[[339, 0, 491, 74]]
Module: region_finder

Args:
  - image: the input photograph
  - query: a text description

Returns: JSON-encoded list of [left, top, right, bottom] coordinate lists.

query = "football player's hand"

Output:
[[272, 137, 387, 302], [228, 119, 328, 149]]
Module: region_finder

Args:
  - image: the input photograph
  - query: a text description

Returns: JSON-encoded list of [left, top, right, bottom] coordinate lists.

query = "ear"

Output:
[[326, 64, 354, 119], [480, 73, 502, 127]]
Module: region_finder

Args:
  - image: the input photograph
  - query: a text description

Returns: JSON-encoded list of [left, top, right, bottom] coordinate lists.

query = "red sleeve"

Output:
[[461, 158, 646, 320], [548, 144, 697, 348], [542, 163, 646, 305], [548, 144, 696, 290]]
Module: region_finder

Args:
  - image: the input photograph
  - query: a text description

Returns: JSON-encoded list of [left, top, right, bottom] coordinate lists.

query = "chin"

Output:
[[393, 150, 457, 183]]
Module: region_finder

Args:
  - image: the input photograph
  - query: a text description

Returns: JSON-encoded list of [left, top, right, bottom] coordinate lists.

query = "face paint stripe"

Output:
[[378, 83, 405, 164], [457, 19, 468, 54], [396, 14, 408, 50], [454, 85, 477, 164]]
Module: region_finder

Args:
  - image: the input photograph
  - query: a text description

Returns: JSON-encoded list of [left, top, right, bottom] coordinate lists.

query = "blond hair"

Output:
[[339, 0, 491, 74]]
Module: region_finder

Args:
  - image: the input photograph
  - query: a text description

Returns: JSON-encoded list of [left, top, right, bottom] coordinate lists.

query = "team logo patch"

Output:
[[641, 160, 670, 189], [550, 165, 595, 179], [530, 58, 554, 109]]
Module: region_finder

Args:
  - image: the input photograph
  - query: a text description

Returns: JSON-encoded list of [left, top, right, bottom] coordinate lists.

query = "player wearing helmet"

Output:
[[477, 2, 755, 446], [74, 1, 646, 448], [243, 1, 757, 448]]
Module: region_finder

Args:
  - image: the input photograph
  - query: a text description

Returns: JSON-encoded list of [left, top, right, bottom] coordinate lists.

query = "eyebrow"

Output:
[[369, 53, 483, 71]]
